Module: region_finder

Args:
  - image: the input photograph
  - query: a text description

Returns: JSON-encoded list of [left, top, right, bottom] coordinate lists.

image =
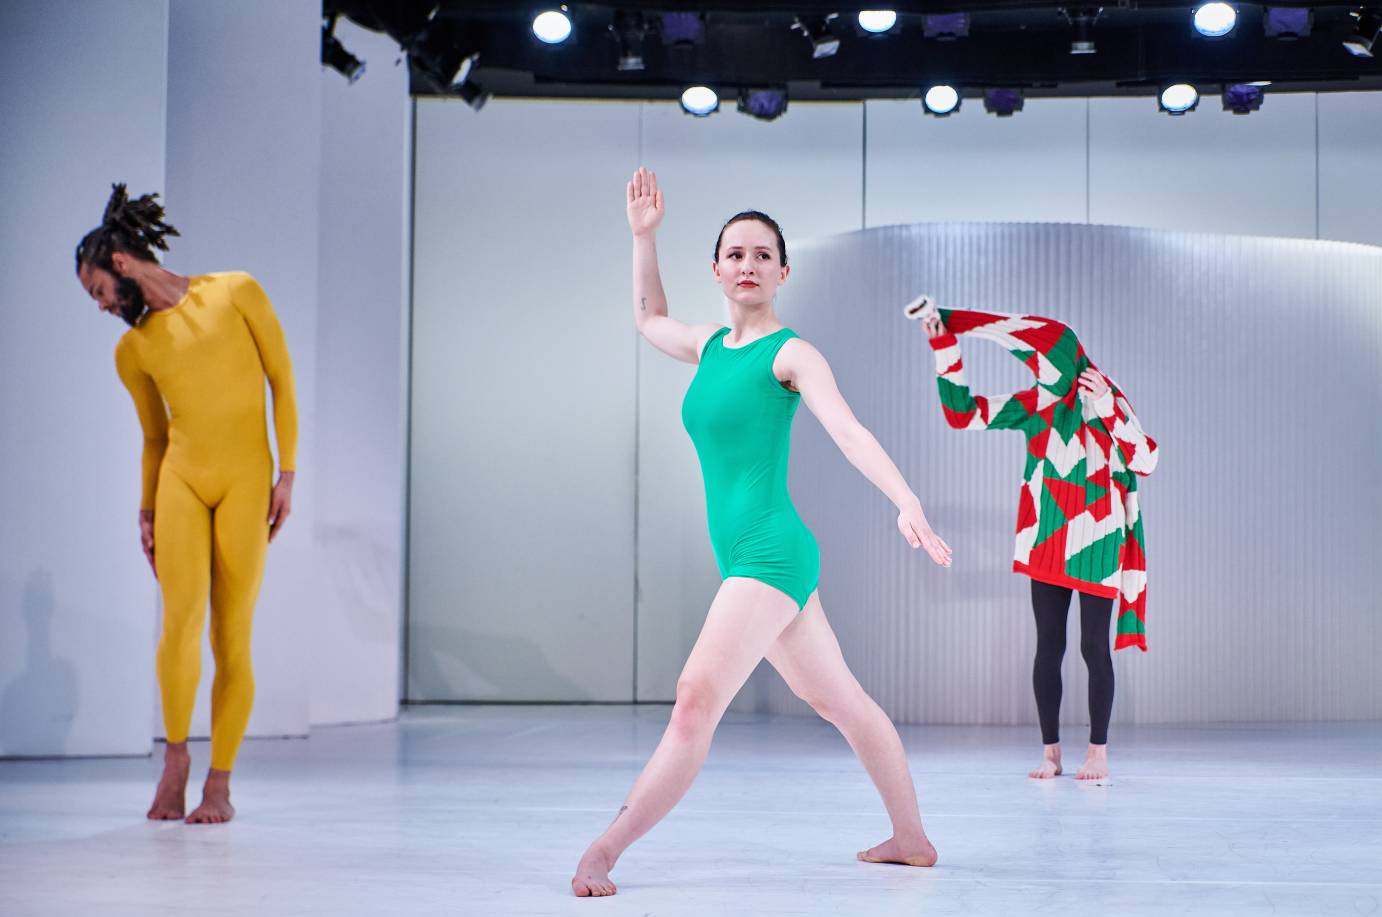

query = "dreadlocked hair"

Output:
[[75, 183, 181, 273]]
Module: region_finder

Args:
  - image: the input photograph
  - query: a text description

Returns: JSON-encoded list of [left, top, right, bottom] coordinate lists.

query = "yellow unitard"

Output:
[[115, 272, 297, 771]]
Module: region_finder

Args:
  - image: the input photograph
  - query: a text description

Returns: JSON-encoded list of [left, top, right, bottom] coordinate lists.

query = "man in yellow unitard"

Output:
[[75, 184, 297, 824]]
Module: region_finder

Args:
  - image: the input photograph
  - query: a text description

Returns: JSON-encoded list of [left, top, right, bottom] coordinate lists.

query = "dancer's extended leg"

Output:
[[187, 465, 270, 824], [1076, 591, 1115, 781], [766, 592, 936, 867], [571, 577, 798, 897], [149, 466, 213, 820], [1030, 580, 1071, 778]]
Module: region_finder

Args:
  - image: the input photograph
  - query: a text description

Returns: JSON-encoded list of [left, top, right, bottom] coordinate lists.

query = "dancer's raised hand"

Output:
[[1077, 368, 1110, 401], [897, 502, 953, 567], [922, 315, 947, 340], [626, 167, 664, 237]]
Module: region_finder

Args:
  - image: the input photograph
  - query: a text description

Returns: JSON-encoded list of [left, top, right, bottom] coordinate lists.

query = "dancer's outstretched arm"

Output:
[[781, 339, 952, 567], [922, 314, 1036, 431], [625, 167, 720, 364]]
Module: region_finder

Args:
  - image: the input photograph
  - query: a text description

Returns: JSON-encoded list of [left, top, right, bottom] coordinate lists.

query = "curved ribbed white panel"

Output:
[[743, 223, 1382, 726]]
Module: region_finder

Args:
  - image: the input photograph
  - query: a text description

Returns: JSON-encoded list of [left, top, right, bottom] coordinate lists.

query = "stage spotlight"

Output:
[[532, 9, 573, 45], [454, 80, 490, 112], [1343, 8, 1382, 56], [923, 85, 961, 116], [739, 88, 789, 121], [405, 26, 480, 94], [1222, 83, 1265, 113], [660, 12, 704, 45], [793, 15, 842, 58], [454, 52, 480, 88], [611, 11, 648, 71], [412, 50, 478, 93], [858, 10, 899, 33], [1264, 7, 1313, 38], [322, 15, 366, 83], [983, 88, 1025, 116], [1193, 3, 1238, 36], [924, 13, 970, 39], [1063, 8, 1102, 54], [1159, 83, 1200, 114], [681, 85, 720, 117]]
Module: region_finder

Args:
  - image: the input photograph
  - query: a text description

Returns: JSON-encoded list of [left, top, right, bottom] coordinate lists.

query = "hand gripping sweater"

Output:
[[919, 304, 1159, 651]]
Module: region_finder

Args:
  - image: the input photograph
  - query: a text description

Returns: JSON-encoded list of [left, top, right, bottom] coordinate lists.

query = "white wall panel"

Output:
[[865, 98, 1089, 228], [1318, 91, 1382, 248], [408, 99, 639, 702], [313, 17, 412, 725], [0, 0, 169, 757], [1089, 94, 1317, 238]]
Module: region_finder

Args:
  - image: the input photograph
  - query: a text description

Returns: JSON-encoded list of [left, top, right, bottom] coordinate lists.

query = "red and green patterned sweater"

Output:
[[919, 304, 1159, 651]]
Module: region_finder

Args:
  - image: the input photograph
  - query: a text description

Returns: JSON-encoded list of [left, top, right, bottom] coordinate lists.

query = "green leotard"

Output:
[[681, 326, 821, 610]]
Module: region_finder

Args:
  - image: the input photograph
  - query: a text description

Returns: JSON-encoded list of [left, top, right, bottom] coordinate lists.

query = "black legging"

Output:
[[1031, 579, 1115, 746]]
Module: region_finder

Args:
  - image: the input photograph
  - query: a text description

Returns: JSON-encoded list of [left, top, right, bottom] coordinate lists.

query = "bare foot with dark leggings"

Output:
[[1029, 743, 1063, 779], [1076, 744, 1109, 781]]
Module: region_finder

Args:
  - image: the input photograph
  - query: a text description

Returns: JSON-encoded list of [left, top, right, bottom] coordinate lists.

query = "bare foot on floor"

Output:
[[185, 771, 235, 824], [1075, 744, 1109, 782], [147, 747, 189, 820], [1029, 743, 1062, 779], [571, 846, 618, 897], [856, 834, 938, 868]]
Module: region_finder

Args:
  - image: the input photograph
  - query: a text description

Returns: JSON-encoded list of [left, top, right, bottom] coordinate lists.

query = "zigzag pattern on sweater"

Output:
[[926, 307, 1159, 651]]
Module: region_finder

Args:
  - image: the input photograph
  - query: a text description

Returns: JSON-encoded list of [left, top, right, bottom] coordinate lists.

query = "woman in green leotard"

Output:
[[572, 168, 954, 898]]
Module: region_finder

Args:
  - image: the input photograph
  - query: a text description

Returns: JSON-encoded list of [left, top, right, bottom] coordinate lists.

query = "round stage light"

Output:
[[680, 85, 720, 117], [1159, 83, 1200, 114], [532, 10, 573, 45], [1193, 3, 1238, 36], [858, 10, 898, 33], [923, 85, 960, 116]]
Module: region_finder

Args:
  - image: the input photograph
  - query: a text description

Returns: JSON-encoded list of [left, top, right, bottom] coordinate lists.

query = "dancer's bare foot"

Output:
[[1029, 743, 1062, 779], [185, 769, 235, 824], [856, 834, 938, 867], [571, 845, 618, 897], [1075, 743, 1109, 782], [147, 743, 189, 820]]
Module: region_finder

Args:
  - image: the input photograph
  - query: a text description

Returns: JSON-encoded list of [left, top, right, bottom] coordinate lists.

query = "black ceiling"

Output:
[[328, 1, 1382, 102]]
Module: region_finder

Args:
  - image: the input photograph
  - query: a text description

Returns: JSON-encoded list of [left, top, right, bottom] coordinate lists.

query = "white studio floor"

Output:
[[2, 706, 1380, 917]]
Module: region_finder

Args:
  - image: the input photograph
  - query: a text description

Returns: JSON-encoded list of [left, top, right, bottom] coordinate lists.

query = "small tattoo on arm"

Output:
[[640, 297, 647, 312]]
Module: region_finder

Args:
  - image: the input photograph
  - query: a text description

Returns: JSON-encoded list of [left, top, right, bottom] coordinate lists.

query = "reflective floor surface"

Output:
[[3, 706, 1380, 916]]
